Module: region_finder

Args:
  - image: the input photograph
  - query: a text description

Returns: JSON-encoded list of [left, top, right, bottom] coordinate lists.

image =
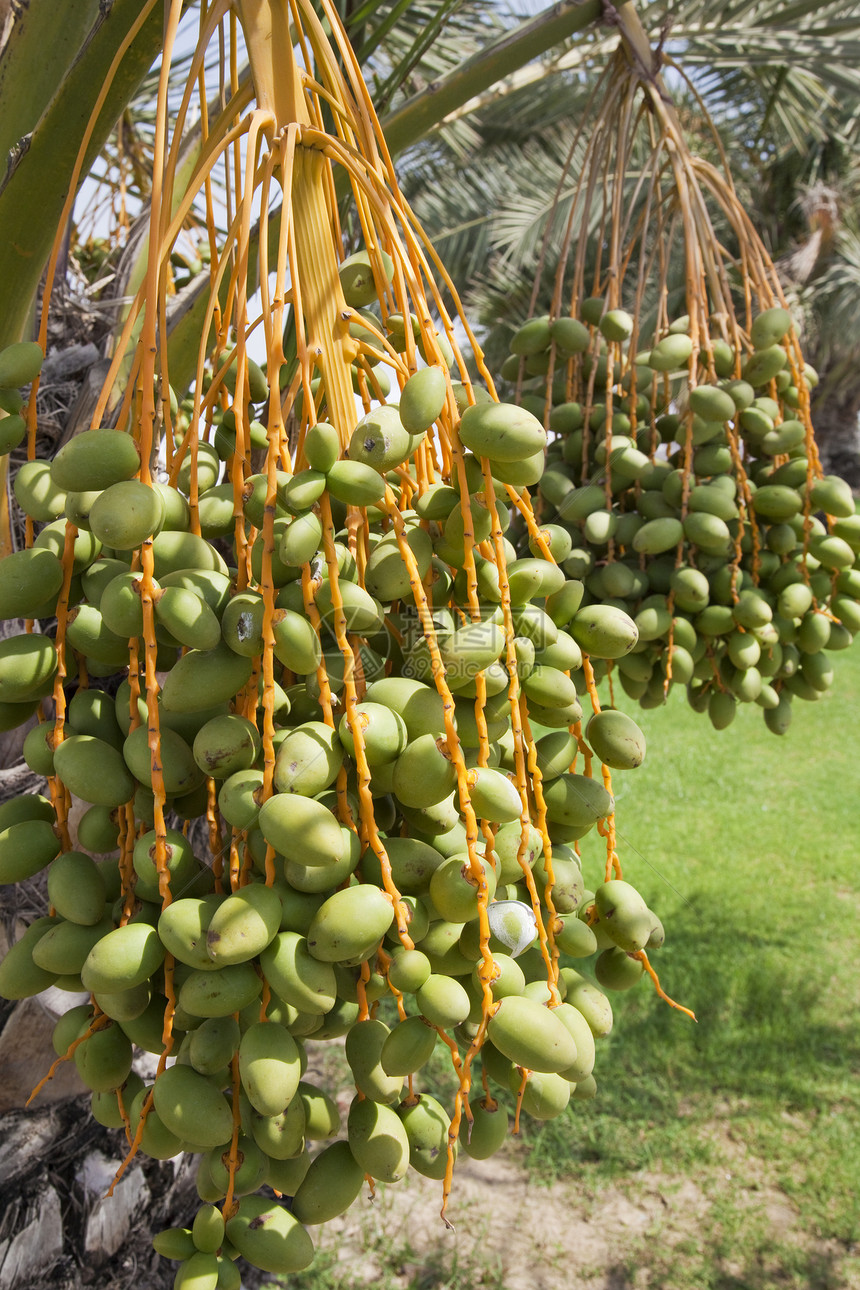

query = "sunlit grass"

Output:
[[514, 646, 860, 1285]]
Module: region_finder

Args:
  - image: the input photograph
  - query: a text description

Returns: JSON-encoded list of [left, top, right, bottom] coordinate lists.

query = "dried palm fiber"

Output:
[[0, 0, 689, 1276], [500, 3, 858, 736]]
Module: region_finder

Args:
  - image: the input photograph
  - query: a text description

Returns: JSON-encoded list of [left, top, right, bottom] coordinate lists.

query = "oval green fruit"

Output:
[[124, 724, 202, 798], [594, 946, 646, 991], [273, 722, 343, 797], [518, 1070, 571, 1121], [689, 384, 736, 423], [325, 459, 386, 506], [742, 344, 787, 387], [468, 767, 521, 825], [460, 1096, 508, 1160], [152, 1228, 197, 1261], [392, 734, 457, 809], [339, 248, 394, 306], [53, 733, 136, 807], [0, 412, 25, 454], [89, 479, 163, 549], [260, 931, 337, 1015], [348, 1095, 410, 1183], [298, 1080, 341, 1140], [206, 883, 282, 966], [225, 1196, 314, 1274], [553, 914, 598, 958], [257, 793, 344, 868], [552, 1001, 596, 1081], [559, 974, 613, 1037], [585, 710, 646, 769], [348, 405, 411, 471], [0, 632, 56, 703], [415, 968, 472, 1028], [458, 401, 546, 463], [303, 421, 340, 473], [399, 367, 447, 433], [809, 474, 856, 519], [487, 995, 578, 1073], [387, 946, 432, 994], [13, 460, 66, 522], [153, 1065, 234, 1150], [570, 605, 638, 659], [31, 913, 114, 970], [0, 548, 64, 620], [542, 773, 614, 829], [752, 485, 801, 522], [47, 850, 106, 925], [51, 429, 141, 493], [192, 713, 260, 779], [649, 334, 693, 371], [345, 1018, 403, 1103], [264, 1151, 312, 1199], [0, 819, 61, 884], [290, 1140, 364, 1224], [251, 1096, 306, 1161], [160, 644, 253, 714], [397, 1093, 454, 1180], [0, 917, 60, 999], [94, 981, 150, 1025], [364, 525, 433, 604], [74, 1022, 133, 1093], [521, 663, 576, 709], [511, 316, 551, 356], [155, 585, 221, 652], [439, 619, 506, 681], [0, 793, 55, 832], [147, 886, 218, 961], [178, 962, 262, 1017], [239, 1021, 302, 1117], [0, 340, 43, 387], [750, 306, 791, 349], [188, 1016, 240, 1077], [593, 880, 653, 953], [306, 885, 393, 963], [192, 1205, 226, 1255], [81, 923, 165, 994], [380, 1015, 437, 1076], [172, 1252, 219, 1290], [272, 609, 322, 674]]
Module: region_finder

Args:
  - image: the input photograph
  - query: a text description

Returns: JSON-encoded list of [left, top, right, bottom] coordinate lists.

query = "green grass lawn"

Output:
[[516, 646, 860, 1287], [276, 649, 860, 1290]]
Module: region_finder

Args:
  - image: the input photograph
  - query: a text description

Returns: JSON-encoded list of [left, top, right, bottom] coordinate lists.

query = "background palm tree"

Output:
[[394, 1, 860, 476]]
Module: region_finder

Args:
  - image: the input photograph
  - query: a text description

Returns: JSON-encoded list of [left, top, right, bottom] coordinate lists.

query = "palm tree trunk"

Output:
[[811, 369, 860, 488]]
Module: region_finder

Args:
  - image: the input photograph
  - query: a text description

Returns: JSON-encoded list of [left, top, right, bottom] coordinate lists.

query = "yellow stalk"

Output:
[[238, 0, 359, 447], [0, 457, 11, 561]]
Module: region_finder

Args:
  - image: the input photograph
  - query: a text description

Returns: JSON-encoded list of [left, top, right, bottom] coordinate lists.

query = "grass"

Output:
[[264, 1229, 508, 1290], [513, 644, 860, 1286], [270, 647, 860, 1290]]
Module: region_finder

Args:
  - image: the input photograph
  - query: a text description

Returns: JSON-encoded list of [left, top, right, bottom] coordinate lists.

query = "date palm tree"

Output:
[[1, 3, 860, 1286]]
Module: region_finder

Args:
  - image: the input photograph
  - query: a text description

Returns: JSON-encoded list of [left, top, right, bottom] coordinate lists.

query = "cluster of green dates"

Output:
[[0, 308, 669, 1287], [0, 339, 45, 453], [501, 300, 860, 733]]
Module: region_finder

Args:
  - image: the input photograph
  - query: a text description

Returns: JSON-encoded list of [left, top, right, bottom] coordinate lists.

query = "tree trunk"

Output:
[[810, 369, 860, 489], [0, 1098, 199, 1290]]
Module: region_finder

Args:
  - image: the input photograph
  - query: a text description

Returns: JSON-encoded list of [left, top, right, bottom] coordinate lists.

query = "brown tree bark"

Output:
[[810, 366, 860, 488]]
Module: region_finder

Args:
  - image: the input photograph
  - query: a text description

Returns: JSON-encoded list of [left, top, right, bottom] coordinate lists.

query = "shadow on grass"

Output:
[[607, 1244, 852, 1290], [519, 891, 860, 1175], [264, 1235, 507, 1290], [711, 1250, 850, 1290]]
